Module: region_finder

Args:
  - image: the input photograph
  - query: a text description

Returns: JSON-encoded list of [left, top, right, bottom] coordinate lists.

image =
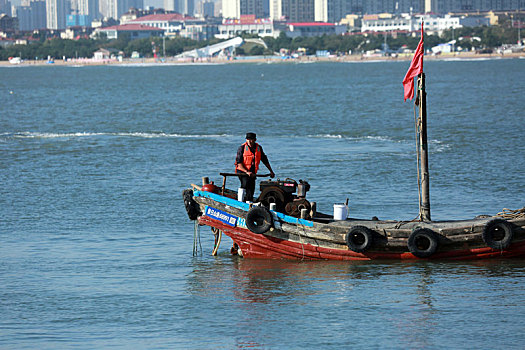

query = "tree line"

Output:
[[0, 24, 521, 61]]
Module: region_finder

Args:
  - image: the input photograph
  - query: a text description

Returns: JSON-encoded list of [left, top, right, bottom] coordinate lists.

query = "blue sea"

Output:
[[1, 59, 524, 349]]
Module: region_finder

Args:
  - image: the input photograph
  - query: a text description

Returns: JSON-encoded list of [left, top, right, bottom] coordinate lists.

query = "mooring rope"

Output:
[[193, 220, 202, 256], [495, 207, 525, 219], [297, 224, 307, 261], [211, 227, 222, 256], [413, 102, 422, 220]]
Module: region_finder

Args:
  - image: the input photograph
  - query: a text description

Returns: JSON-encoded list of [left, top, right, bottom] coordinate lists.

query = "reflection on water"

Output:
[[185, 256, 525, 348]]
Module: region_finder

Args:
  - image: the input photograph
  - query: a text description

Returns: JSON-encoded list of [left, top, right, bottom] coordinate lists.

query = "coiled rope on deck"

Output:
[[495, 207, 525, 219]]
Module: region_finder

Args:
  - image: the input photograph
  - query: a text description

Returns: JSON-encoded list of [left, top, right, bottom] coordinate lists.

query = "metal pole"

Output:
[[418, 73, 431, 221]]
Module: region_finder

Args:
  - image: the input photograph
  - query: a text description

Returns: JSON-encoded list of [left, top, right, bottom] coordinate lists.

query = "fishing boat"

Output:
[[182, 26, 525, 261]]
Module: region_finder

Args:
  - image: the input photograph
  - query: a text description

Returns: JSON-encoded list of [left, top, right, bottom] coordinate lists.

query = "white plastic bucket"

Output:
[[238, 188, 246, 202], [333, 204, 348, 221]]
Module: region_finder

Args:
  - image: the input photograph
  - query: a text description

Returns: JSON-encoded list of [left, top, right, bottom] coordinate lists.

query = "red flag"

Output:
[[403, 23, 424, 101]]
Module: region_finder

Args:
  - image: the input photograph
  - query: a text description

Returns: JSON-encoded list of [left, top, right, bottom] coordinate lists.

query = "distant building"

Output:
[[71, 0, 100, 23], [217, 17, 284, 38], [362, 13, 491, 36], [60, 25, 94, 39], [180, 22, 218, 40], [340, 13, 360, 31], [100, 0, 143, 19], [270, 0, 315, 22], [15, 0, 46, 31], [93, 47, 120, 59], [179, 0, 194, 15], [286, 22, 346, 37], [0, 0, 12, 16], [128, 13, 197, 36], [93, 23, 164, 39], [164, 0, 177, 12], [46, 0, 70, 29], [361, 13, 415, 33], [425, 0, 524, 13], [120, 7, 168, 23], [0, 13, 18, 33], [66, 14, 91, 26], [223, 0, 266, 19], [197, 0, 214, 17], [314, 0, 344, 23]]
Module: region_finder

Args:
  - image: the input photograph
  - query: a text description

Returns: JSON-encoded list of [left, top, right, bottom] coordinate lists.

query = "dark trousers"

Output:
[[239, 175, 256, 201]]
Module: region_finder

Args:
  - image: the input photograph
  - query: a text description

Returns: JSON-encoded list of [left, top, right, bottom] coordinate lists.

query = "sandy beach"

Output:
[[2, 51, 524, 66]]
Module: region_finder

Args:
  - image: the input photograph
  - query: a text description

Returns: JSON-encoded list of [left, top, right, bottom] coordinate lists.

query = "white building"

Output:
[[362, 14, 478, 36], [286, 22, 346, 38], [217, 18, 284, 39], [128, 13, 198, 36], [93, 23, 164, 39]]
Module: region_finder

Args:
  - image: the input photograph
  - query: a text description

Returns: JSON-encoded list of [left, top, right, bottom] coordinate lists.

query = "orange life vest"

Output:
[[236, 142, 262, 173]]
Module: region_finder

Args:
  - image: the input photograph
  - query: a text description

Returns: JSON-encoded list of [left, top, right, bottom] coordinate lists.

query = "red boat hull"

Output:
[[199, 216, 525, 260]]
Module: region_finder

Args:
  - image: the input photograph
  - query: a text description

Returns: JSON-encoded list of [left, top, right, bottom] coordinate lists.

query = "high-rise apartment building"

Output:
[[15, 0, 46, 30], [270, 0, 314, 21], [198, 0, 214, 17], [99, 0, 143, 19], [425, 0, 524, 13], [223, 0, 265, 19], [179, 0, 194, 15], [1, 0, 12, 16], [46, 0, 70, 29], [163, 0, 194, 14], [164, 0, 177, 11], [74, 0, 100, 18]]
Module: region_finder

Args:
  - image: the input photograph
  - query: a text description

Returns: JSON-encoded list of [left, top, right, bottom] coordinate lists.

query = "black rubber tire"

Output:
[[482, 219, 514, 250], [182, 189, 201, 220], [245, 206, 273, 234], [346, 226, 374, 253], [407, 228, 439, 258]]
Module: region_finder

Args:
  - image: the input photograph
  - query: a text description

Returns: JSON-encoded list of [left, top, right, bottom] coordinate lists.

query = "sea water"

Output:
[[1, 59, 524, 349]]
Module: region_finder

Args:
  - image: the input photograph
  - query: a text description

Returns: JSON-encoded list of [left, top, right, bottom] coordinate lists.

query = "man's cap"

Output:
[[245, 132, 257, 140]]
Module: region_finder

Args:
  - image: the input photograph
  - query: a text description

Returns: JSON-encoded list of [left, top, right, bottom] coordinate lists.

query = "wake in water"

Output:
[[0, 132, 451, 152], [1, 131, 233, 139]]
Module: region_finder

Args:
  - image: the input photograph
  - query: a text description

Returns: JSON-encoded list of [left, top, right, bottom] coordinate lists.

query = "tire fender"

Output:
[[482, 219, 514, 250], [407, 228, 439, 258], [346, 226, 374, 253], [182, 189, 201, 221], [246, 206, 273, 234]]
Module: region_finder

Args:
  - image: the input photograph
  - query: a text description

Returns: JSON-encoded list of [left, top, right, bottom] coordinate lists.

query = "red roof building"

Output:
[[94, 24, 164, 40], [128, 13, 200, 36]]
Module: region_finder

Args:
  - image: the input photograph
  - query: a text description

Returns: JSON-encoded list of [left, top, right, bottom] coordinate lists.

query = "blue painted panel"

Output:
[[194, 190, 314, 227], [204, 206, 237, 227]]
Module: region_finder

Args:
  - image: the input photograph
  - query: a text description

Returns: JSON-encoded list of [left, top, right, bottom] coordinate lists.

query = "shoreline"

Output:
[[2, 51, 524, 66]]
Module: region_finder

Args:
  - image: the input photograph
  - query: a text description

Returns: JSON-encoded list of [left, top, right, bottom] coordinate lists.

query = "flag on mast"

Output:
[[402, 23, 424, 101]]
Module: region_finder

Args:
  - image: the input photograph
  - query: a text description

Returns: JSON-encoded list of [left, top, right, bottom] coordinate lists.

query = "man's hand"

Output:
[[270, 171, 275, 178], [246, 171, 255, 178]]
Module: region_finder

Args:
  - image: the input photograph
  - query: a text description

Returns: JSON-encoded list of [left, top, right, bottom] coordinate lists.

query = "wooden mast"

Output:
[[417, 73, 431, 221]]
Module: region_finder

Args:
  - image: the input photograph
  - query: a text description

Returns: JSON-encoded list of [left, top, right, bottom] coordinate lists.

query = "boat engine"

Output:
[[256, 178, 311, 218]]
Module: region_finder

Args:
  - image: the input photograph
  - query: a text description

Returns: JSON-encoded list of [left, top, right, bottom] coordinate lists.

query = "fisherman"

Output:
[[235, 132, 275, 201]]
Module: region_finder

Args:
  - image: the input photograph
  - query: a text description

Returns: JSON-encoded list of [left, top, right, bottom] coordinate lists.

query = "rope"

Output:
[[193, 221, 202, 256], [413, 101, 422, 220], [495, 207, 525, 219], [297, 224, 307, 261], [211, 227, 222, 256]]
